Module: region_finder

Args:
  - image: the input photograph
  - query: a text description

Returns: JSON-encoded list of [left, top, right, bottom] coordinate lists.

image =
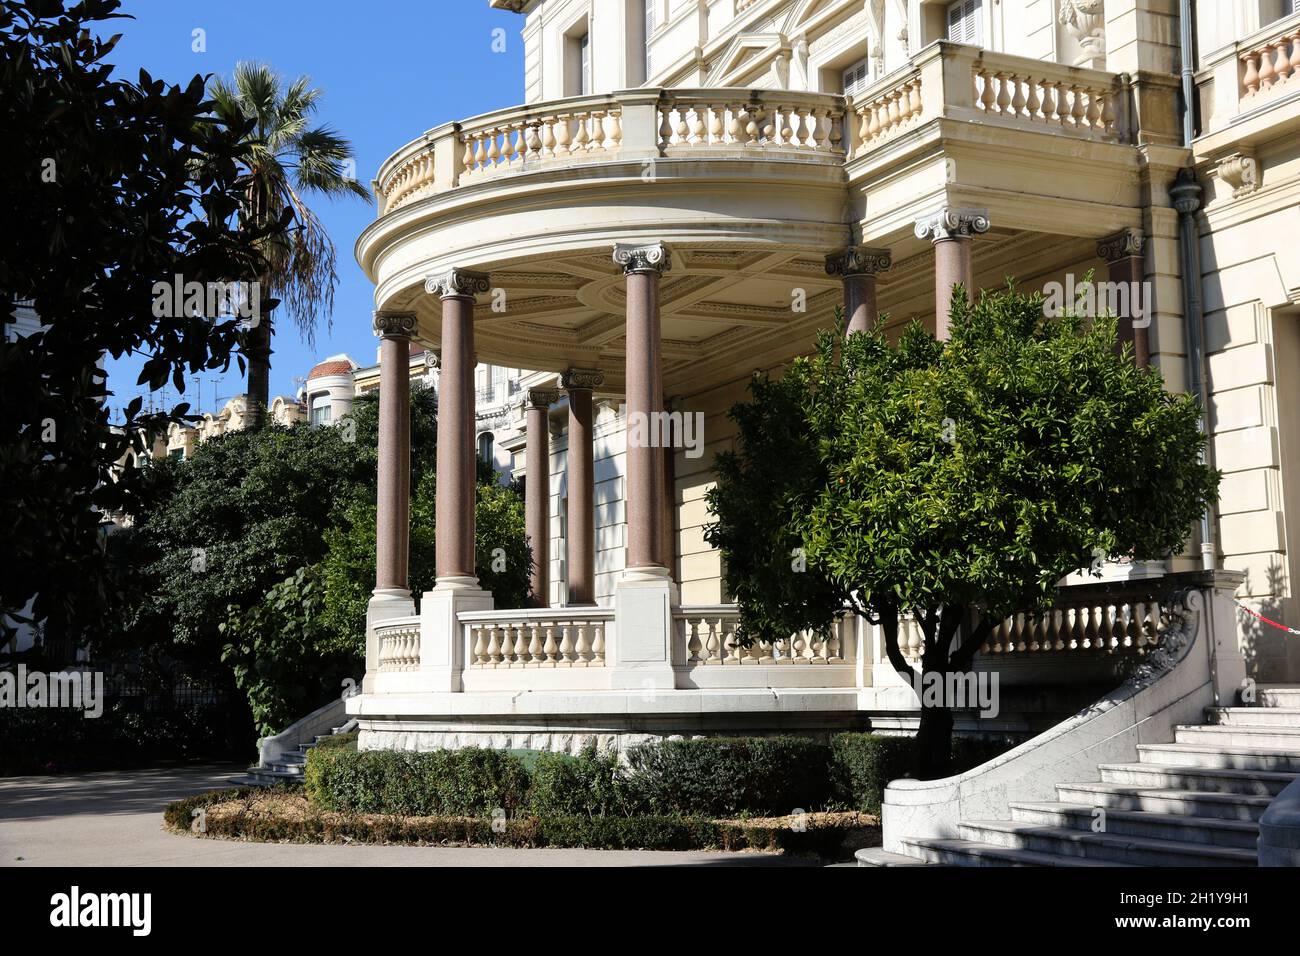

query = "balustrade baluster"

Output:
[[559, 622, 576, 664], [542, 624, 558, 664], [591, 622, 606, 664], [526, 623, 543, 665]]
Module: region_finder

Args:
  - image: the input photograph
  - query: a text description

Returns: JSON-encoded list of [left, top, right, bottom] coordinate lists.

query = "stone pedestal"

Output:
[[611, 566, 678, 692], [419, 580, 494, 694]]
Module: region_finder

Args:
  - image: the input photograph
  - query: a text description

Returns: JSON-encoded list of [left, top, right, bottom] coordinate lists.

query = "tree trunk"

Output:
[[243, 305, 272, 429], [913, 687, 955, 780]]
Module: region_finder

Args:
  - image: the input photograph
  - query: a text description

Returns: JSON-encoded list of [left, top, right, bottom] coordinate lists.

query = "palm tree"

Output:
[[207, 63, 370, 428]]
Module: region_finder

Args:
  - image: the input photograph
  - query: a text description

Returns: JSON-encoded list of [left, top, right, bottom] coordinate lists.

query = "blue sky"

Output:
[[102, 0, 524, 416]]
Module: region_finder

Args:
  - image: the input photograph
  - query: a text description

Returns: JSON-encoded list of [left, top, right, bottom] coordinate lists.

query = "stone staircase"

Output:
[[867, 686, 1300, 866], [232, 719, 357, 787]]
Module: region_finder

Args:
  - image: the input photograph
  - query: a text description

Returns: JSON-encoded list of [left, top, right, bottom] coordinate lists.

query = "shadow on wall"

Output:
[[1237, 559, 1294, 683]]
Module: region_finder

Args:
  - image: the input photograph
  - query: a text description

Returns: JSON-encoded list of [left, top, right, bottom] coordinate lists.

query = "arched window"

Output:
[[478, 431, 495, 465]]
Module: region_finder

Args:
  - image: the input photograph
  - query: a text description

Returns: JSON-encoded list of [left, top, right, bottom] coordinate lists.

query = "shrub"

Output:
[[527, 746, 634, 817], [830, 732, 1018, 813], [313, 730, 358, 751], [624, 736, 833, 817], [304, 746, 530, 816]]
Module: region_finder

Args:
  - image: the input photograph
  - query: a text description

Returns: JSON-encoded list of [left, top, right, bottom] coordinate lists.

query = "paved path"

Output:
[[0, 765, 814, 867]]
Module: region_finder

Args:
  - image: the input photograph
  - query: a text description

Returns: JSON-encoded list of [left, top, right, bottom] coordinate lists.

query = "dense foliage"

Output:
[[108, 389, 530, 737], [301, 733, 1014, 819], [706, 286, 1219, 776], [0, 0, 283, 654]]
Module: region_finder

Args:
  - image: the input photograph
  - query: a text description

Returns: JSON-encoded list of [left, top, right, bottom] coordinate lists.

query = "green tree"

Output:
[[207, 62, 370, 428], [0, 0, 280, 657], [706, 286, 1218, 778]]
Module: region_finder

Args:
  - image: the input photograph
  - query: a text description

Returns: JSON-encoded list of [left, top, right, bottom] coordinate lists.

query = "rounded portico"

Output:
[[346, 0, 1220, 753]]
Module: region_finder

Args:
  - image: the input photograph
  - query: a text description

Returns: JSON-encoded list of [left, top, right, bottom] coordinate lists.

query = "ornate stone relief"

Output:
[[1059, 0, 1106, 69], [1096, 227, 1146, 264], [612, 241, 673, 276], [424, 268, 491, 299], [825, 246, 893, 277], [562, 368, 605, 391], [1216, 152, 1261, 199], [914, 207, 991, 241], [372, 310, 417, 339]]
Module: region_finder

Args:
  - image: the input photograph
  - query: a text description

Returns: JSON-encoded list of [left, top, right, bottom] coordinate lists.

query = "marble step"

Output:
[[956, 820, 1256, 866], [902, 837, 1129, 867], [1206, 707, 1300, 728], [1135, 741, 1300, 772], [1173, 723, 1300, 749], [1007, 801, 1259, 849], [1098, 761, 1298, 796], [1053, 782, 1273, 821], [1259, 686, 1300, 709]]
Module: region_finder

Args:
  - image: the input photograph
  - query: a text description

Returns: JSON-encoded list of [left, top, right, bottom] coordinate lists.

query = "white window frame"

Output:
[[842, 56, 871, 97], [580, 32, 592, 95], [946, 0, 984, 46]]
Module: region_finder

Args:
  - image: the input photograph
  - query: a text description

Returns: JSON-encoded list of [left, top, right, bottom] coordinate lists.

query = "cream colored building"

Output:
[[346, 0, 1300, 763]]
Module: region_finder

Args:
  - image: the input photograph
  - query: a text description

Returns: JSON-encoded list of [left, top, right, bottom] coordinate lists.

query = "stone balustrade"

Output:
[[1201, 10, 1300, 134], [375, 616, 422, 672], [674, 606, 852, 665], [970, 64, 1119, 138], [460, 607, 612, 669], [374, 43, 1131, 215], [657, 91, 845, 156], [461, 99, 625, 182], [1241, 26, 1300, 99]]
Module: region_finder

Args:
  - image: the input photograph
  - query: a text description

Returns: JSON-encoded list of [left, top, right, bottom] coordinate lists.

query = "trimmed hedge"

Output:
[[164, 786, 862, 854], [302, 732, 1016, 821], [304, 746, 530, 816], [829, 733, 1018, 813], [624, 736, 833, 817]]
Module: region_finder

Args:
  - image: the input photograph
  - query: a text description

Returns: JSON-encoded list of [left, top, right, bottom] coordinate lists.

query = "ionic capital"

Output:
[[526, 388, 560, 409], [562, 368, 605, 391], [424, 268, 491, 300], [1096, 228, 1146, 264], [914, 207, 991, 242], [372, 310, 417, 340], [613, 242, 672, 276], [825, 247, 892, 278]]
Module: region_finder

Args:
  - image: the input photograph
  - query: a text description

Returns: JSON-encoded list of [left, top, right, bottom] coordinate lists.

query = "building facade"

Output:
[[347, 0, 1300, 758]]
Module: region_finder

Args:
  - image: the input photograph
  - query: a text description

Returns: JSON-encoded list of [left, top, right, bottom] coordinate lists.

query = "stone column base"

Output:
[[420, 580, 494, 693], [611, 566, 678, 692], [365, 588, 415, 693]]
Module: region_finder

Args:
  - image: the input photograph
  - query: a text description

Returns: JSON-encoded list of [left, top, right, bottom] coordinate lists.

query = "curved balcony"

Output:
[[356, 41, 1143, 387]]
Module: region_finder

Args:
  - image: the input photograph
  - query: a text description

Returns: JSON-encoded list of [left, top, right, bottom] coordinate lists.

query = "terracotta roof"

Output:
[[307, 359, 353, 380]]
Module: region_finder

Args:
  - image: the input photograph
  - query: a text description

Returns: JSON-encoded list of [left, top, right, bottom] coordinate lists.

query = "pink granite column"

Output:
[[915, 208, 989, 340], [1098, 228, 1150, 368], [825, 247, 892, 335], [525, 387, 558, 605], [660, 399, 676, 573], [614, 241, 671, 571], [372, 311, 417, 596], [426, 268, 490, 584], [562, 369, 603, 605]]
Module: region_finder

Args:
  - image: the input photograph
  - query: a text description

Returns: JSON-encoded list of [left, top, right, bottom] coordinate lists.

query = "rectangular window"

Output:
[[946, 0, 983, 45], [842, 57, 870, 97], [580, 32, 592, 95], [644, 0, 654, 80], [310, 403, 332, 426]]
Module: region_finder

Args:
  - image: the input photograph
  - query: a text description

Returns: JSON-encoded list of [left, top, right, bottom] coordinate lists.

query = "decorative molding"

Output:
[[1216, 152, 1261, 199], [372, 310, 417, 339], [913, 207, 991, 242], [525, 388, 560, 409], [1096, 228, 1146, 264], [1059, 0, 1106, 68], [424, 268, 491, 299], [612, 242, 673, 276], [825, 246, 892, 278], [562, 368, 605, 391], [488, 0, 527, 12]]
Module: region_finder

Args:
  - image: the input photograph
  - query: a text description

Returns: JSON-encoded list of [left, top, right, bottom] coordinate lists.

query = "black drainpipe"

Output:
[[1174, 0, 1217, 571]]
